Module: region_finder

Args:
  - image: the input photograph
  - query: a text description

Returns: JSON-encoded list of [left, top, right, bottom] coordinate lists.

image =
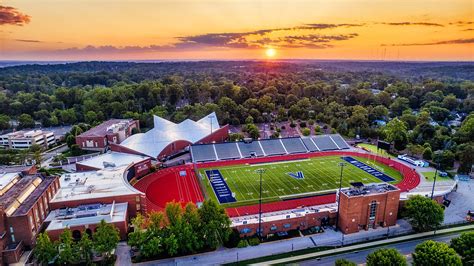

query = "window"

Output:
[[34, 208, 40, 223], [283, 223, 291, 229], [29, 215, 35, 232], [240, 228, 252, 234], [369, 200, 377, 220], [270, 225, 277, 231]]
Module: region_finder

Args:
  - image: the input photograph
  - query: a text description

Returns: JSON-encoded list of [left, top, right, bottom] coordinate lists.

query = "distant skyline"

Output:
[[1, 0, 473, 61]]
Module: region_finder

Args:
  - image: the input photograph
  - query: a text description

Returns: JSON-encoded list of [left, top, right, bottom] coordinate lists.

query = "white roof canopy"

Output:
[[119, 112, 220, 158]]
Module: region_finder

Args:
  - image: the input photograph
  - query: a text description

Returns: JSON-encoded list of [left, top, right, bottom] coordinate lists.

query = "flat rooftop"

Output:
[[51, 166, 141, 203], [45, 202, 127, 231], [231, 203, 337, 227], [342, 183, 399, 198], [77, 152, 149, 170], [78, 119, 133, 138]]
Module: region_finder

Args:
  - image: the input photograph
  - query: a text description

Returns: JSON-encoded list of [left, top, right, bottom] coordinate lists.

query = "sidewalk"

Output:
[[251, 223, 474, 265]]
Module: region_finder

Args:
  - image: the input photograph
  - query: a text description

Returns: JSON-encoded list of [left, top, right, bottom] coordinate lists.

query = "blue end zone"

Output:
[[287, 171, 304, 179], [205, 169, 237, 204], [342, 156, 395, 182]]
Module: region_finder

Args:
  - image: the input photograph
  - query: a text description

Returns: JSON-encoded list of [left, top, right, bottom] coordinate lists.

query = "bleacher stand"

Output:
[[190, 144, 217, 162], [259, 139, 287, 155], [329, 134, 350, 149], [191, 134, 351, 162], [312, 135, 339, 150], [281, 138, 308, 154], [215, 142, 241, 160], [301, 137, 319, 151], [238, 142, 264, 158]]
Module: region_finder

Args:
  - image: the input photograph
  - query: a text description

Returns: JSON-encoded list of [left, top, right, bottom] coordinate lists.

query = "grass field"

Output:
[[357, 143, 395, 158], [198, 155, 403, 207], [421, 171, 452, 181]]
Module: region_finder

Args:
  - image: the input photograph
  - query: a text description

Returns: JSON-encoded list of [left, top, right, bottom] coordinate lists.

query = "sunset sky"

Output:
[[1, 0, 473, 61]]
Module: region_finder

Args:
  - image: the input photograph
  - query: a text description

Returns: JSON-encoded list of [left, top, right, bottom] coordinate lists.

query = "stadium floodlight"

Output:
[[255, 168, 266, 240], [335, 162, 346, 233]]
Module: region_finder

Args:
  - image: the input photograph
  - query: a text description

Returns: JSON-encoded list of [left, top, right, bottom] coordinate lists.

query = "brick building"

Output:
[[76, 119, 139, 151], [232, 204, 337, 238], [50, 165, 145, 218], [338, 183, 400, 234], [0, 165, 60, 264], [45, 202, 129, 241]]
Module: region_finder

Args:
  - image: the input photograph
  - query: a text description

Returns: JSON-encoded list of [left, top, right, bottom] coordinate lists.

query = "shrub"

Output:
[[248, 237, 260, 246], [299, 121, 307, 128], [237, 240, 249, 248], [302, 128, 311, 136]]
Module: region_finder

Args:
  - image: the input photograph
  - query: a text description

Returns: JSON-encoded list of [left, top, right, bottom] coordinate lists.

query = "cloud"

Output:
[[301, 23, 364, 30], [450, 21, 474, 26], [0, 5, 30, 26], [15, 39, 41, 43], [382, 38, 474, 46], [381, 22, 444, 27]]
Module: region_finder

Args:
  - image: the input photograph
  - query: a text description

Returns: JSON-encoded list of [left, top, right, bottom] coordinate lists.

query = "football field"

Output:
[[198, 155, 403, 207]]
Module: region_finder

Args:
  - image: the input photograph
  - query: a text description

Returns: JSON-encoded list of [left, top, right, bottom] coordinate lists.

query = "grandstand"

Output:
[[191, 134, 350, 162]]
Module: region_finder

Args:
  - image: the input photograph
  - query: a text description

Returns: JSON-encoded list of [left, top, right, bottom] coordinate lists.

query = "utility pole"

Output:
[[335, 162, 346, 232], [431, 152, 441, 200], [255, 168, 266, 240]]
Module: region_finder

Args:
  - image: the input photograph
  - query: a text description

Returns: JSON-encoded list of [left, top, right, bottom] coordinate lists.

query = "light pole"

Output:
[[255, 168, 266, 240], [209, 115, 215, 135], [335, 162, 346, 232], [431, 151, 441, 200]]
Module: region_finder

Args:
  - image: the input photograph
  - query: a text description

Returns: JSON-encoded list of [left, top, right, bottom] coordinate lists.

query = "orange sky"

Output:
[[1, 0, 473, 61]]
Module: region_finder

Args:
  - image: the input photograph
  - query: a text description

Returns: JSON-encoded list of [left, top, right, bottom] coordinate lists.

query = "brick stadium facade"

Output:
[[338, 183, 400, 234]]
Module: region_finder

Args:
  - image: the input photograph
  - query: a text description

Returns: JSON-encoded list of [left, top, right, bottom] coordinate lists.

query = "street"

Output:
[[298, 232, 462, 266]]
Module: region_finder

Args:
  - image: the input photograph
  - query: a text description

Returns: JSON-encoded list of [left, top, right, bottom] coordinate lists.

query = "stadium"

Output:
[[133, 132, 421, 220]]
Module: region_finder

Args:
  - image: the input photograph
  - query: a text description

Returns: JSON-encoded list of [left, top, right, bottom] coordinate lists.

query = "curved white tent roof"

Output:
[[119, 112, 220, 158]]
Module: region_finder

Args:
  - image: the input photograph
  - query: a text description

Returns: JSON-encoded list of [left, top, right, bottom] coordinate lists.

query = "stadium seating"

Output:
[[312, 135, 339, 150], [329, 134, 350, 149], [281, 138, 308, 154], [214, 142, 241, 160], [301, 137, 319, 151], [191, 144, 217, 162], [259, 139, 287, 155], [238, 141, 265, 157]]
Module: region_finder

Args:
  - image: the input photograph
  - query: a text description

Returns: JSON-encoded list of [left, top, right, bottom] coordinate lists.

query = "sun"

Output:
[[265, 48, 276, 58]]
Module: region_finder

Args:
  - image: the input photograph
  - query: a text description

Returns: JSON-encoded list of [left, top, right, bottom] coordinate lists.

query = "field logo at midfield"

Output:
[[287, 171, 304, 179]]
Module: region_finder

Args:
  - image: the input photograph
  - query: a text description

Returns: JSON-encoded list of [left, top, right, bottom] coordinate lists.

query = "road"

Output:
[[298, 232, 462, 266]]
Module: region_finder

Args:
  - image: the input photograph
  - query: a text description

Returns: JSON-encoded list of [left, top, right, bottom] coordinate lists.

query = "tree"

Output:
[[413, 240, 462, 266], [450, 231, 474, 266], [198, 200, 232, 249], [433, 150, 455, 170], [302, 127, 311, 136], [34, 233, 56, 265], [457, 143, 474, 174], [384, 118, 408, 151], [422, 147, 433, 160], [366, 248, 407, 266], [403, 195, 444, 232], [18, 113, 35, 129], [335, 258, 357, 266], [57, 228, 77, 265], [93, 220, 120, 259], [0, 114, 10, 130], [245, 123, 260, 139], [78, 232, 94, 265]]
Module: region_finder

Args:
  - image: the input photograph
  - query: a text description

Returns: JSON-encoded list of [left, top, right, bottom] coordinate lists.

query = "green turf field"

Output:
[[198, 155, 403, 207]]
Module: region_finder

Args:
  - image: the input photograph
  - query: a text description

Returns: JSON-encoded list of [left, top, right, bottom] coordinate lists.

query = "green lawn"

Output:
[[357, 143, 395, 158], [421, 171, 452, 181], [198, 155, 402, 207]]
